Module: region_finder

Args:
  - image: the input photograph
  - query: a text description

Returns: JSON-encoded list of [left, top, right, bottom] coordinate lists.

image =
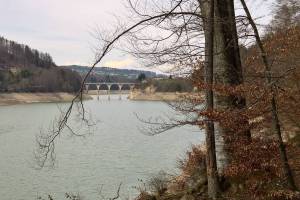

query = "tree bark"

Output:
[[200, 0, 220, 198], [211, 0, 250, 170], [240, 0, 298, 191], [198, 0, 250, 173]]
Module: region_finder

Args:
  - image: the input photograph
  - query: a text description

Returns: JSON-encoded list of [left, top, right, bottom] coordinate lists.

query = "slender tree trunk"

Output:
[[240, 0, 298, 191], [202, 0, 220, 198]]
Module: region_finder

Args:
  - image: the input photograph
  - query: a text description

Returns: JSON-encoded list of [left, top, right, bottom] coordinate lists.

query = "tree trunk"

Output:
[[199, 0, 249, 173], [240, 0, 298, 191], [200, 0, 220, 198], [213, 0, 251, 168]]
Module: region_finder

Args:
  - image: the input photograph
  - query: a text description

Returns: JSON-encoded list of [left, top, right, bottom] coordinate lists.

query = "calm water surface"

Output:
[[0, 95, 204, 200]]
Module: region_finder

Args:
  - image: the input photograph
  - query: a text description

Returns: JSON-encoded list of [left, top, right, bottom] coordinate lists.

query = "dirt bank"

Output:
[[128, 90, 198, 101], [0, 93, 91, 106]]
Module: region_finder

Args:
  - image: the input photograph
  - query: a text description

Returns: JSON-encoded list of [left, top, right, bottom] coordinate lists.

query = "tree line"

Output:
[[0, 36, 55, 69], [0, 36, 81, 92]]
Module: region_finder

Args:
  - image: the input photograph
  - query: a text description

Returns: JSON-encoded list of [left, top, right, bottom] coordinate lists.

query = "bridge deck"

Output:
[[85, 82, 136, 85]]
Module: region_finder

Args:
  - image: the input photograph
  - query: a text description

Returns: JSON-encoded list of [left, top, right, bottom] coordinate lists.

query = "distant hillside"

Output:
[[0, 36, 81, 92], [62, 65, 166, 83]]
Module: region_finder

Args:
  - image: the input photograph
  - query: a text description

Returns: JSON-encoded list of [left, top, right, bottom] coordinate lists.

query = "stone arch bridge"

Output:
[[84, 82, 136, 100]]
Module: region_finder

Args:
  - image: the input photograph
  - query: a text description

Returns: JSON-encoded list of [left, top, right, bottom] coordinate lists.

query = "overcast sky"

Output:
[[0, 0, 274, 71]]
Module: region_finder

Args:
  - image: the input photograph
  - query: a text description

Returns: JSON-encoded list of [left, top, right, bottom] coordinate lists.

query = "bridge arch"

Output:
[[120, 84, 131, 90], [109, 84, 120, 91], [84, 82, 136, 93], [98, 84, 109, 90]]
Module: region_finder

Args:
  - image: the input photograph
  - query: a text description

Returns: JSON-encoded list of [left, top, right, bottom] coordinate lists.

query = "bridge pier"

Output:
[[118, 84, 123, 100], [85, 84, 89, 94], [96, 85, 100, 100], [107, 85, 111, 101]]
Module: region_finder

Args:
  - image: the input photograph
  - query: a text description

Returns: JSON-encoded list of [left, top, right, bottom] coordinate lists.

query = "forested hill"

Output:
[[0, 36, 55, 69], [0, 36, 81, 92], [63, 65, 165, 83]]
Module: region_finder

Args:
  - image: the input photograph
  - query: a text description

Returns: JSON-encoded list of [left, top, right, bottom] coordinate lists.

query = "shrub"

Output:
[[147, 171, 170, 196]]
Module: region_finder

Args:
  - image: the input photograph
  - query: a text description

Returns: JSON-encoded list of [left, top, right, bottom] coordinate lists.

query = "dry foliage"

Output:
[[177, 145, 206, 178]]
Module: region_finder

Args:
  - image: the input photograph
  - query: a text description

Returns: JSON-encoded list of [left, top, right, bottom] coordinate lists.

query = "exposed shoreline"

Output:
[[82, 90, 192, 101], [0, 91, 199, 105], [0, 92, 91, 106], [128, 91, 197, 101], [85, 90, 185, 101]]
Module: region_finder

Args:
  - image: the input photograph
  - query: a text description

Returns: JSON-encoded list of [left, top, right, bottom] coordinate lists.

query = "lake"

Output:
[[0, 95, 204, 200]]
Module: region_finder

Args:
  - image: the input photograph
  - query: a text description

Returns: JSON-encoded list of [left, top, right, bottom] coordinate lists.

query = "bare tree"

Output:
[[240, 0, 298, 191], [269, 0, 300, 31], [203, 0, 220, 198], [35, 0, 207, 168]]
